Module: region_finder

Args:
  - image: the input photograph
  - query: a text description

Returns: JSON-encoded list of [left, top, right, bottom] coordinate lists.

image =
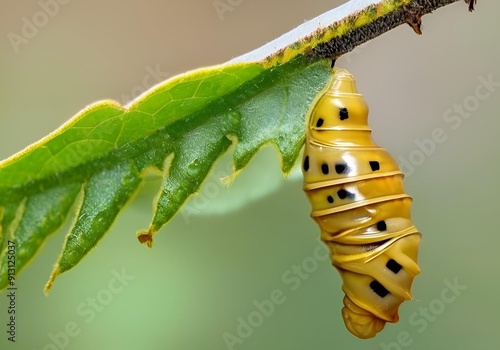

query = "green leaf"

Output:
[[45, 162, 142, 290], [0, 56, 331, 292], [0, 0, 466, 292], [0, 184, 80, 288]]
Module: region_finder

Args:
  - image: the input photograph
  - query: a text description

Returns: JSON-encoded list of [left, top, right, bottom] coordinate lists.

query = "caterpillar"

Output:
[[302, 68, 421, 339]]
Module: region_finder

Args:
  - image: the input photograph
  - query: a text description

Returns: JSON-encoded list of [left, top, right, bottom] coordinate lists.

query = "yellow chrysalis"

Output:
[[302, 68, 421, 339]]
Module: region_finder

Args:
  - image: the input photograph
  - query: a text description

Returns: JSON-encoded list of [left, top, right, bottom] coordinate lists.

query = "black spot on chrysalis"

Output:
[[376, 221, 387, 231], [303, 156, 309, 171], [370, 280, 390, 298], [321, 163, 329, 175], [339, 107, 349, 120], [335, 163, 350, 174], [386, 259, 402, 274], [369, 161, 380, 171], [316, 118, 324, 127], [337, 189, 355, 200], [327, 195, 334, 204]]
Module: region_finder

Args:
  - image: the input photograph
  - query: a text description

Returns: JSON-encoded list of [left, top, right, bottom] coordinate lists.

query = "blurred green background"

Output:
[[0, 0, 499, 349]]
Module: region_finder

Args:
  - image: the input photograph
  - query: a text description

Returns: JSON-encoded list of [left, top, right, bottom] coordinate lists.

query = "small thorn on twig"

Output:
[[406, 16, 423, 35], [466, 0, 477, 12], [405, 6, 424, 35]]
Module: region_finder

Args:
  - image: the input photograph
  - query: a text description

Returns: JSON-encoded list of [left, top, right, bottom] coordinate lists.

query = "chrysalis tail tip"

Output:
[[341, 295, 386, 339]]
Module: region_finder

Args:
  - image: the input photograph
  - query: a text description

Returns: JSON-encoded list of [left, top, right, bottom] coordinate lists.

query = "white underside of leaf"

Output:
[[228, 0, 382, 63]]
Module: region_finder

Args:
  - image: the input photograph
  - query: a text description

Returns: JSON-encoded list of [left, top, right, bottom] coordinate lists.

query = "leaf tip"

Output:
[[44, 267, 61, 295], [220, 168, 241, 187], [137, 228, 154, 248]]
